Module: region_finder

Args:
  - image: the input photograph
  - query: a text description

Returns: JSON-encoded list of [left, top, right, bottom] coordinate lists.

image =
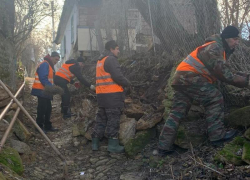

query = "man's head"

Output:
[[105, 40, 120, 57], [51, 51, 60, 65], [221, 26, 240, 50], [77, 57, 85, 67]]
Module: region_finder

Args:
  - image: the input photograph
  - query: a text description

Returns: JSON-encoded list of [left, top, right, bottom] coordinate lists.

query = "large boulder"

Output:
[[0, 146, 24, 175], [10, 139, 31, 155], [226, 106, 250, 127], [124, 128, 156, 158], [4, 111, 31, 142], [242, 141, 250, 164], [244, 128, 250, 140], [214, 137, 245, 166], [124, 104, 144, 120], [119, 115, 136, 145], [136, 113, 162, 130]]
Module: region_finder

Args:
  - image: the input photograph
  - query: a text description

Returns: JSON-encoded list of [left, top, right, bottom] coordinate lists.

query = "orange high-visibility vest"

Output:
[[176, 41, 226, 84], [32, 61, 53, 90], [96, 56, 124, 94], [55, 64, 75, 82]]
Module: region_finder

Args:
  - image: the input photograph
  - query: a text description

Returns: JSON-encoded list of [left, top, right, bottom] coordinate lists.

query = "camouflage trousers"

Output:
[[92, 107, 122, 139], [158, 83, 226, 150]]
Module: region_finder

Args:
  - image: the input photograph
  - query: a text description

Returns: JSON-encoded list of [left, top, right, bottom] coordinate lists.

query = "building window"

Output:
[[71, 15, 74, 44]]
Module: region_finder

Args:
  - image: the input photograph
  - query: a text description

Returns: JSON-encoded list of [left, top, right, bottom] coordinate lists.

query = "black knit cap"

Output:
[[221, 26, 239, 39], [77, 57, 84, 62], [51, 51, 60, 57]]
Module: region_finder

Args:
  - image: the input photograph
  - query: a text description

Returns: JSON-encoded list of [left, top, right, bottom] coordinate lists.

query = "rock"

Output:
[[152, 75, 159, 81], [136, 113, 162, 130], [80, 99, 93, 118], [119, 116, 136, 145], [0, 98, 11, 108], [214, 137, 245, 166], [124, 128, 156, 158], [89, 158, 99, 164], [242, 141, 250, 164], [13, 120, 31, 142], [120, 172, 145, 180], [0, 163, 23, 180], [95, 159, 109, 166], [4, 111, 31, 142], [84, 128, 93, 140], [95, 173, 105, 179], [0, 119, 10, 139], [124, 104, 144, 120], [72, 124, 81, 137], [0, 146, 24, 175], [174, 120, 207, 149], [10, 139, 31, 154], [244, 128, 250, 140], [226, 106, 250, 127]]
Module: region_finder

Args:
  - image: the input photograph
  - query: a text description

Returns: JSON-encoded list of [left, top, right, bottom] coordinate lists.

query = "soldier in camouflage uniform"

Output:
[[158, 26, 250, 156]]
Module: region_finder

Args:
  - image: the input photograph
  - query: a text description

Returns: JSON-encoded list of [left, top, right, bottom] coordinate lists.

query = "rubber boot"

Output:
[[63, 106, 71, 119], [92, 138, 100, 151], [211, 129, 237, 146], [107, 138, 124, 153]]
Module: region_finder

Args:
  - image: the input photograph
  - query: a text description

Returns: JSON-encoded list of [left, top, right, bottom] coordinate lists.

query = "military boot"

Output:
[[92, 138, 100, 151], [211, 129, 237, 146], [107, 138, 124, 153]]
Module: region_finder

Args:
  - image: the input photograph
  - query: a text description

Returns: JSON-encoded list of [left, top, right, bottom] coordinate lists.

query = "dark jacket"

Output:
[[172, 34, 249, 88], [54, 59, 91, 87], [97, 50, 131, 108], [31, 54, 55, 100]]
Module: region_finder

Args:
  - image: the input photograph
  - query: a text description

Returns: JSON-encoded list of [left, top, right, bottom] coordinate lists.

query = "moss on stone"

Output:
[[244, 128, 250, 140], [0, 163, 22, 180], [125, 128, 156, 158], [0, 172, 6, 180], [242, 141, 250, 164], [214, 136, 245, 166], [226, 106, 250, 127], [0, 146, 24, 175]]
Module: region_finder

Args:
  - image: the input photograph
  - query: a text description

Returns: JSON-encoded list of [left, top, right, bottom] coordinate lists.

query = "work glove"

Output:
[[74, 82, 80, 89], [90, 85, 96, 91], [43, 85, 64, 96]]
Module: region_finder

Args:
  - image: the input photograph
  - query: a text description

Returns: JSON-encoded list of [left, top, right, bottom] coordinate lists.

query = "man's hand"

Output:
[[74, 82, 80, 89], [90, 85, 96, 91]]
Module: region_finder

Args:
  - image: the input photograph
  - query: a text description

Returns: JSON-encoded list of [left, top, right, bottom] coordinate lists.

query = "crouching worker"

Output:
[[91, 40, 131, 153], [31, 52, 63, 133], [54, 57, 95, 119], [158, 25, 250, 156]]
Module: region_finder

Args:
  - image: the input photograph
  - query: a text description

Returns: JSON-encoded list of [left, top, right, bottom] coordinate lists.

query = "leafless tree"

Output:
[[14, 0, 60, 60]]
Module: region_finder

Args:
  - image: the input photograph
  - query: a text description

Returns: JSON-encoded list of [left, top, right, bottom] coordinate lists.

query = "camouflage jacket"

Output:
[[172, 34, 249, 88]]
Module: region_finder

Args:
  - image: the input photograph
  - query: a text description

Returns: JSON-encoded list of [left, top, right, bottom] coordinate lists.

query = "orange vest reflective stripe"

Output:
[[176, 41, 226, 84], [55, 64, 75, 82], [96, 56, 124, 94], [32, 61, 53, 90]]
